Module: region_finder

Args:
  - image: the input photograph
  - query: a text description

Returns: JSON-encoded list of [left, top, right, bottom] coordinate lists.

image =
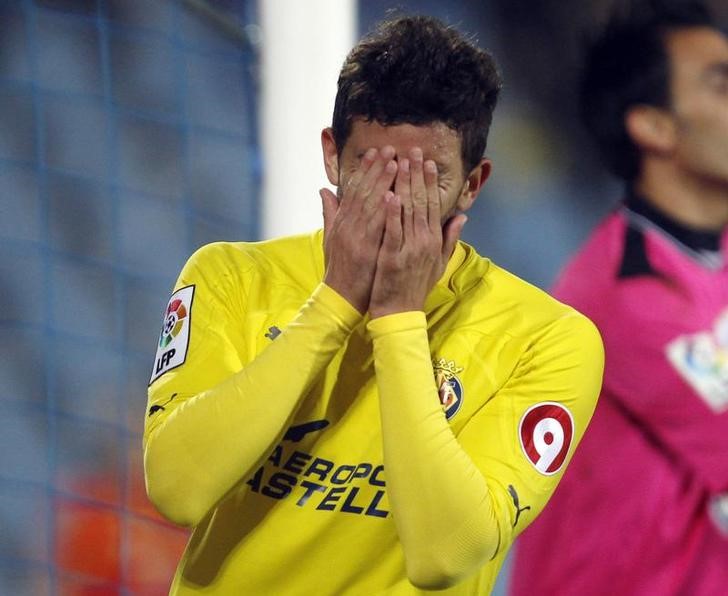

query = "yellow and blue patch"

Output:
[[433, 358, 464, 420]]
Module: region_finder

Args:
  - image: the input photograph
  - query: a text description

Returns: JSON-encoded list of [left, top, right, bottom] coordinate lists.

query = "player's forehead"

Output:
[[343, 118, 462, 166], [666, 27, 728, 89]]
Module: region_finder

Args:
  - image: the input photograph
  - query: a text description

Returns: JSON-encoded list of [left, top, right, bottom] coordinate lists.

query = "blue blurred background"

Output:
[[6, 0, 724, 594]]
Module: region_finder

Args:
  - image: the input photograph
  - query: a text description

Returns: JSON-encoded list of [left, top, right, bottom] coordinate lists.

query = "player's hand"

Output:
[[321, 146, 398, 314], [368, 148, 466, 319]]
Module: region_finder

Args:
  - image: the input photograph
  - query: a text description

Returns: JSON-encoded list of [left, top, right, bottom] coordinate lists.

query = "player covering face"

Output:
[[144, 15, 603, 595], [319, 120, 490, 318]]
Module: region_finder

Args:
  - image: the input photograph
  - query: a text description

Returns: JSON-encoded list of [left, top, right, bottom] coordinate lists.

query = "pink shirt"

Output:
[[511, 204, 728, 596]]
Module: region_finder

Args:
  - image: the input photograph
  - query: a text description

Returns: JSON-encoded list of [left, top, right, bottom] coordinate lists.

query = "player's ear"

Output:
[[456, 158, 491, 212], [625, 105, 676, 154], [321, 128, 340, 186]]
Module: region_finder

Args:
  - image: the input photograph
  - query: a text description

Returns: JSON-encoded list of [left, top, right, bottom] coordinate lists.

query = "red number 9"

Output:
[[519, 402, 574, 475]]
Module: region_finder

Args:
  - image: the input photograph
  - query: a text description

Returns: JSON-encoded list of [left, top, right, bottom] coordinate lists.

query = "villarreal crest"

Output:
[[433, 358, 464, 420]]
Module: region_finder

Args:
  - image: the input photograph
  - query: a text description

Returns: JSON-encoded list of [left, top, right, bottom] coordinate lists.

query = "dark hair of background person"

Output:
[[580, 0, 716, 182], [331, 15, 503, 174]]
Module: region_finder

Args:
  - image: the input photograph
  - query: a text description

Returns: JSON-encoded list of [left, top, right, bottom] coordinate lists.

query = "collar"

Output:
[[624, 189, 722, 253], [424, 241, 468, 313]]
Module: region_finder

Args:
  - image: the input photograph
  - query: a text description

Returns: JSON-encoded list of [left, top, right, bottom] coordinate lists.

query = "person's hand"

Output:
[[368, 148, 466, 319], [321, 146, 398, 314]]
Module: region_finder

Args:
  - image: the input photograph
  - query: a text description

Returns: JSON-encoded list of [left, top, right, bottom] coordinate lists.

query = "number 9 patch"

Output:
[[519, 402, 574, 475]]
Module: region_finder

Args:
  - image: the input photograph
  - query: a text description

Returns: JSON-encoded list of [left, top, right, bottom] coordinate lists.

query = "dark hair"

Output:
[[580, 1, 714, 181], [332, 15, 502, 174]]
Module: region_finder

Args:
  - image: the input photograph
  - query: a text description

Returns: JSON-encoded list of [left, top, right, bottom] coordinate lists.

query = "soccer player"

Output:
[[144, 15, 603, 595], [511, 2, 728, 595]]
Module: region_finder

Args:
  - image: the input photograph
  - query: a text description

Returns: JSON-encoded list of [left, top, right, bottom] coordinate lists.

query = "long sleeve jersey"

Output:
[[144, 230, 603, 595], [511, 195, 728, 596]]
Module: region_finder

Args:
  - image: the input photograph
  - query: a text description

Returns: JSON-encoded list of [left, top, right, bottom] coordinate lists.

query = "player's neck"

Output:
[[635, 161, 728, 232]]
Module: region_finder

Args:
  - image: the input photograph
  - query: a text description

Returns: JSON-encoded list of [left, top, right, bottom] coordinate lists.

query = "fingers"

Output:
[[395, 158, 413, 240], [340, 148, 377, 204], [394, 157, 410, 205], [381, 192, 402, 251], [332, 144, 450, 258], [409, 148, 427, 227], [424, 159, 441, 233], [338, 146, 398, 223], [360, 146, 397, 215]]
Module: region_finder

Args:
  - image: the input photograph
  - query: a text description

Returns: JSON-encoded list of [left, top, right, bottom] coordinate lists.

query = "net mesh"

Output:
[[0, 0, 260, 593]]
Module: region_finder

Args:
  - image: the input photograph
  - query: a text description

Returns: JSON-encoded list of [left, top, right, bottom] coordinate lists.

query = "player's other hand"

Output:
[[321, 146, 398, 314], [369, 147, 466, 319]]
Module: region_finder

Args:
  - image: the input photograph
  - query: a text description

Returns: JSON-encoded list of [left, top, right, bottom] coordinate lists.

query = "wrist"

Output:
[[369, 304, 424, 319], [314, 283, 365, 330], [323, 276, 368, 315]]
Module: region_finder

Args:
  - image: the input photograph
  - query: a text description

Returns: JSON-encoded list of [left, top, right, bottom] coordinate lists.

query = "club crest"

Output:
[[433, 358, 464, 420]]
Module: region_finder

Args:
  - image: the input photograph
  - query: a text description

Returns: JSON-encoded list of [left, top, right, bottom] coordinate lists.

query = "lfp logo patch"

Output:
[[160, 296, 188, 348], [149, 285, 194, 385], [519, 402, 574, 475], [433, 358, 464, 420]]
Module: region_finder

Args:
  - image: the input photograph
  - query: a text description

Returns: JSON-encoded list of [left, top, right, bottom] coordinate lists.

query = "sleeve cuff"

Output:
[[367, 311, 427, 339], [315, 283, 364, 331]]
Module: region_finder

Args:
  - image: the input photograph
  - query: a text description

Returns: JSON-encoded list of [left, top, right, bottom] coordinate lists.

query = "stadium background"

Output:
[[2, 1, 725, 594]]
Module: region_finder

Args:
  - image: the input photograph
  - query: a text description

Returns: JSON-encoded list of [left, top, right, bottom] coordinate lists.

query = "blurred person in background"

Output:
[[511, 1, 728, 594], [143, 14, 603, 595]]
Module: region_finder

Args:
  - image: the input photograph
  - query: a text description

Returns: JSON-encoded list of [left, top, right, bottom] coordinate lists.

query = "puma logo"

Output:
[[148, 393, 178, 417], [508, 484, 531, 527], [283, 420, 330, 442]]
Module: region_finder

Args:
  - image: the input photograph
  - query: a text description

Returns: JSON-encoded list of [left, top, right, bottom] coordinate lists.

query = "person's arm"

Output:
[[367, 149, 603, 588], [144, 271, 361, 527], [369, 312, 495, 589], [145, 146, 399, 527], [369, 310, 603, 589]]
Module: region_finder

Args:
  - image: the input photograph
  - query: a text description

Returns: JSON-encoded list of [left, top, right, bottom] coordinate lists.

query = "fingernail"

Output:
[[385, 160, 397, 173], [400, 158, 409, 173], [425, 161, 437, 174], [411, 147, 423, 161], [365, 148, 377, 160]]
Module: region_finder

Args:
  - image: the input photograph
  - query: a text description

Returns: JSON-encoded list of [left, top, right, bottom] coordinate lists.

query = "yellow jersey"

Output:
[[144, 230, 603, 595]]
